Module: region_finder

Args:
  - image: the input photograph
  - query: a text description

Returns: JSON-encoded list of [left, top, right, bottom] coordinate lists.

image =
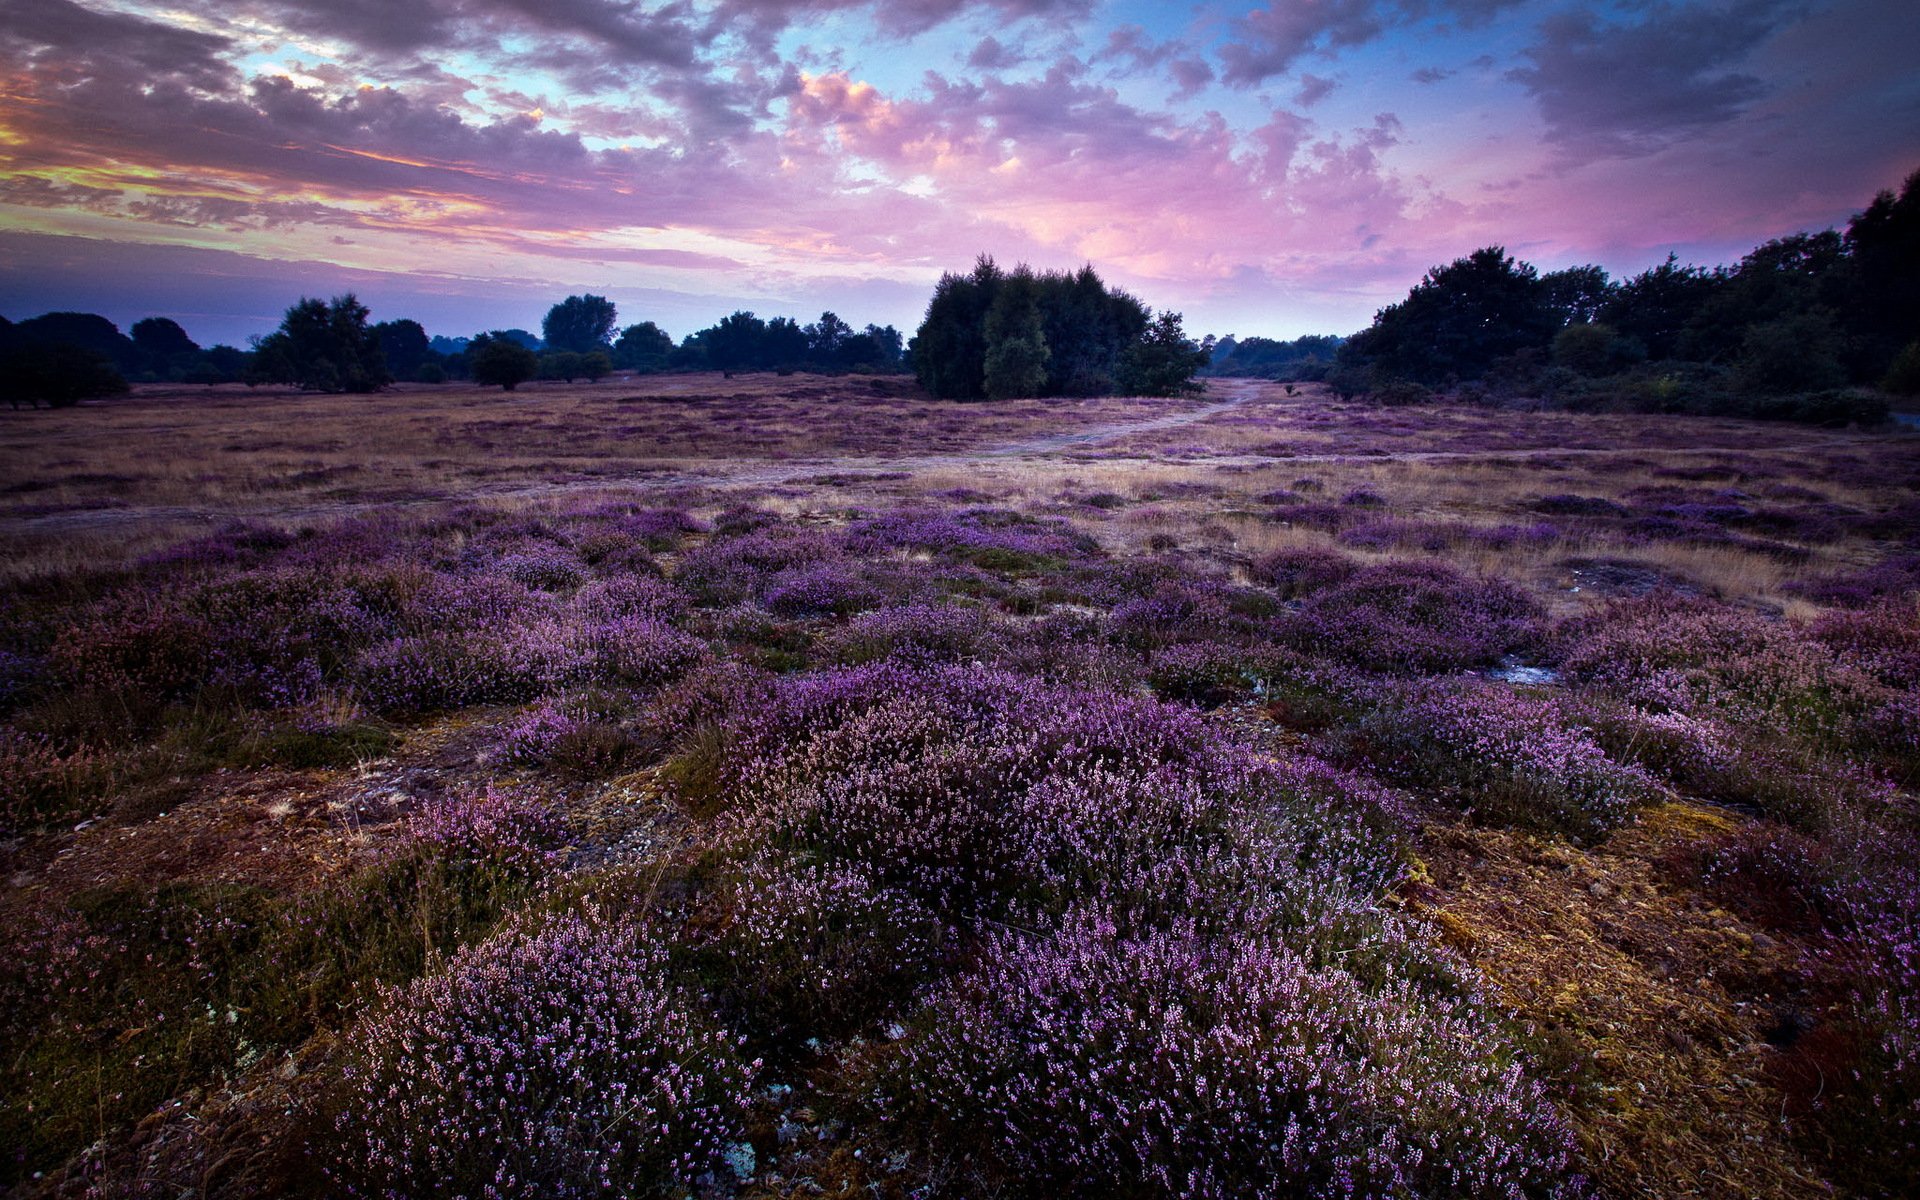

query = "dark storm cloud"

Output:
[[1509, 1, 1800, 159], [0, 0, 235, 90]]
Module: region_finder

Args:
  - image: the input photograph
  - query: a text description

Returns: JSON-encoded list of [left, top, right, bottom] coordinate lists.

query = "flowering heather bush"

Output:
[[1811, 600, 1920, 691], [1560, 595, 1895, 751], [590, 615, 709, 687], [1351, 681, 1654, 839], [894, 907, 1584, 1200], [702, 665, 1406, 919], [845, 507, 1096, 566], [574, 573, 687, 622], [1789, 553, 1920, 608], [496, 698, 638, 775], [676, 528, 844, 607], [820, 602, 1005, 666], [46, 593, 217, 705], [1248, 545, 1358, 599], [336, 913, 753, 1199], [707, 851, 950, 1041], [761, 562, 887, 617], [496, 546, 586, 592], [404, 785, 567, 879], [1282, 560, 1545, 673], [355, 619, 597, 714]]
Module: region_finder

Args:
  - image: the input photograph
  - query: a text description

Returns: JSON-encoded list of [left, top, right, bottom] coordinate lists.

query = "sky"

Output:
[[0, 0, 1915, 347]]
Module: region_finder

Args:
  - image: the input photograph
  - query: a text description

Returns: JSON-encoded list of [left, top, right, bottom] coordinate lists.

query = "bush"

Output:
[[1283, 560, 1544, 673], [894, 908, 1584, 1200], [334, 912, 753, 1199], [0, 342, 130, 408]]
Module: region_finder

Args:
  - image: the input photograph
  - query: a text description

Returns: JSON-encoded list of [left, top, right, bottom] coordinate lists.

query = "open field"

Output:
[[2, 374, 1917, 1199]]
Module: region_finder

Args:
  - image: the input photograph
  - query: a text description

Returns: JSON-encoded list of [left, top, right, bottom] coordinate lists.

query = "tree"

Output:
[[129, 317, 198, 378], [374, 319, 434, 381], [913, 256, 1003, 399], [982, 268, 1050, 400], [1339, 247, 1556, 385], [1732, 312, 1847, 395], [1540, 265, 1613, 327], [1551, 322, 1639, 376], [542, 295, 617, 354], [1843, 168, 1920, 379], [1598, 254, 1719, 362], [805, 311, 855, 366], [612, 321, 673, 370], [1119, 310, 1209, 396], [13, 312, 136, 373], [249, 294, 390, 392], [0, 343, 129, 408], [470, 332, 539, 390]]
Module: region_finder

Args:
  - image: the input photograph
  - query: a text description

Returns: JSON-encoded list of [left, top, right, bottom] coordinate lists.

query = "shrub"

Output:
[[1249, 545, 1358, 598], [820, 603, 1005, 666], [0, 729, 105, 833], [334, 912, 753, 1199], [590, 616, 709, 688], [1352, 681, 1655, 840], [1283, 560, 1544, 673], [705, 852, 949, 1043], [893, 908, 1584, 1200]]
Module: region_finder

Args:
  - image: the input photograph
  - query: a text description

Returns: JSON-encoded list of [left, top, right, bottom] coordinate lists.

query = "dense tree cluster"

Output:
[[249, 294, 391, 393], [1328, 168, 1920, 421], [909, 258, 1205, 399], [0, 310, 248, 406]]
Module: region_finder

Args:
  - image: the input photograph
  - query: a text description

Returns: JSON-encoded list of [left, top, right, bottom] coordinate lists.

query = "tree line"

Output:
[[0, 292, 910, 406], [1301, 168, 1920, 423]]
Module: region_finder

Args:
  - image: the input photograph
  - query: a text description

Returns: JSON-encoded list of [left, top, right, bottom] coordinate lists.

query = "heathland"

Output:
[[2, 372, 1916, 1198]]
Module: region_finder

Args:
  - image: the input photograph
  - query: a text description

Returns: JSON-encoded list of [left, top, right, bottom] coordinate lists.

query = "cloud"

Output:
[[1293, 73, 1338, 106], [1509, 1, 1799, 159], [1219, 0, 1391, 88], [967, 35, 1028, 71]]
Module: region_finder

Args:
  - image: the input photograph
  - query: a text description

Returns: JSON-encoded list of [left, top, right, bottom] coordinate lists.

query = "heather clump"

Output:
[[890, 907, 1585, 1200], [574, 573, 687, 622], [676, 528, 844, 607], [1561, 594, 1908, 778], [1249, 545, 1359, 598], [334, 912, 754, 1200], [497, 696, 640, 774], [590, 614, 710, 687], [702, 852, 950, 1043], [697, 664, 1406, 920], [1281, 559, 1545, 673], [820, 602, 1005, 666], [1349, 680, 1656, 839], [0, 728, 106, 832], [761, 561, 887, 617]]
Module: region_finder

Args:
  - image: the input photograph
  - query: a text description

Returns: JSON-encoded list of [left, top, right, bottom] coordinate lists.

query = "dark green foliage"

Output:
[[1120, 310, 1209, 396], [0, 342, 129, 408], [1884, 340, 1920, 395], [1540, 265, 1613, 327], [249, 294, 391, 393], [1599, 254, 1719, 362], [541, 294, 617, 354], [469, 332, 539, 390], [912, 257, 1192, 398], [1732, 311, 1849, 395], [983, 268, 1050, 400], [129, 316, 199, 379], [1552, 322, 1642, 376], [9, 311, 135, 371], [1339, 247, 1558, 385], [373, 318, 434, 381], [613, 320, 673, 370], [1845, 168, 1920, 380]]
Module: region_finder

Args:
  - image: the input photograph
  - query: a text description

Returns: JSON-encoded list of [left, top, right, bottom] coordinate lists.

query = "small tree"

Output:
[[542, 295, 618, 354], [613, 321, 673, 370], [250, 294, 390, 393], [1119, 310, 1209, 396], [470, 333, 539, 391]]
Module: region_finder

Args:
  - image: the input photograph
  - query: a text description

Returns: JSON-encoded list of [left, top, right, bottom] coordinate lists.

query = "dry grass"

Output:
[[1405, 803, 1834, 1199]]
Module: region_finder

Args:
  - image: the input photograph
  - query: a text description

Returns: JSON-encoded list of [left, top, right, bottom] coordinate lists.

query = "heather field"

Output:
[[3, 374, 1918, 1199]]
